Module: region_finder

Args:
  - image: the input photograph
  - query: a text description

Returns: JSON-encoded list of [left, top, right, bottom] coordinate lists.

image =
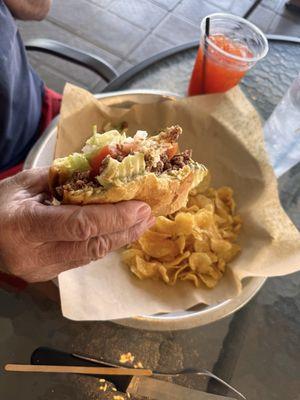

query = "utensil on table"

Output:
[[4, 363, 152, 376], [22, 346, 246, 399]]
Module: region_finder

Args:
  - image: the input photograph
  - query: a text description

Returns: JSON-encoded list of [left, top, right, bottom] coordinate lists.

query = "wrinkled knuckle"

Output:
[[35, 248, 52, 267], [87, 236, 112, 260], [21, 204, 40, 237], [127, 228, 139, 244], [117, 206, 136, 228], [13, 169, 32, 187], [128, 224, 145, 243], [69, 209, 92, 240]]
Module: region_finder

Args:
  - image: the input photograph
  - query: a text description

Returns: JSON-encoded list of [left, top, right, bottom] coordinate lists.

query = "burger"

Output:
[[49, 125, 208, 216]]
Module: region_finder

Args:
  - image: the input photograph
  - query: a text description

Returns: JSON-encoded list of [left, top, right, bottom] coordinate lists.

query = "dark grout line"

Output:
[[121, 7, 174, 62], [204, 0, 231, 12], [152, 12, 200, 44], [86, 0, 116, 10], [46, 15, 143, 61], [47, 10, 148, 61], [150, 0, 183, 12], [105, 7, 158, 31], [104, 0, 170, 32]]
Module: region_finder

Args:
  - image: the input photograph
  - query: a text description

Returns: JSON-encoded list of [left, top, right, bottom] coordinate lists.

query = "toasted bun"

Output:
[[49, 165, 207, 216]]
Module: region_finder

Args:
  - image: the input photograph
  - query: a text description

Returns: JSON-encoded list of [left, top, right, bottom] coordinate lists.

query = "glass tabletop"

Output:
[[1, 41, 300, 400], [120, 41, 300, 121]]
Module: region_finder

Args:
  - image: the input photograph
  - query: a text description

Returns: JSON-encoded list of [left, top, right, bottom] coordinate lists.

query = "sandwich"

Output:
[[49, 125, 208, 216]]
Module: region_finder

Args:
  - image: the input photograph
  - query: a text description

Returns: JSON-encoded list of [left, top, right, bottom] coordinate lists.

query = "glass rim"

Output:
[[200, 13, 269, 63]]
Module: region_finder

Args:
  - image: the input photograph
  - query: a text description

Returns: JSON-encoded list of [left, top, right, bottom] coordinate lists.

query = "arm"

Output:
[[4, 0, 52, 20], [0, 168, 154, 282]]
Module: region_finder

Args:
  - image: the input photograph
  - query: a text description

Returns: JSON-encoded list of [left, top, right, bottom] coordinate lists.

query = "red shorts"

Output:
[[0, 86, 62, 290]]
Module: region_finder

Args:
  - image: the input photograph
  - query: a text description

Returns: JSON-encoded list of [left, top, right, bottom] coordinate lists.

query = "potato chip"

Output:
[[157, 265, 170, 284], [130, 241, 143, 251], [132, 256, 162, 279], [219, 229, 238, 241], [170, 265, 190, 285], [122, 185, 242, 289], [154, 216, 177, 235], [225, 243, 241, 261], [199, 274, 218, 288], [209, 265, 223, 280], [193, 237, 210, 253], [217, 187, 236, 213], [214, 214, 228, 227], [194, 209, 215, 229], [206, 251, 218, 264], [180, 272, 200, 287], [139, 231, 179, 258], [233, 215, 242, 232], [174, 212, 194, 235], [188, 194, 213, 210], [218, 259, 226, 272], [164, 251, 190, 267], [189, 252, 212, 274], [210, 238, 232, 256], [122, 249, 145, 264], [180, 205, 200, 214], [215, 199, 231, 220], [175, 235, 186, 254]]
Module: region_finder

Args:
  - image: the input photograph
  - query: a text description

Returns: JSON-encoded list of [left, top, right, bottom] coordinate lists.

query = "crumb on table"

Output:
[[99, 383, 107, 392], [119, 352, 135, 364], [133, 361, 144, 369]]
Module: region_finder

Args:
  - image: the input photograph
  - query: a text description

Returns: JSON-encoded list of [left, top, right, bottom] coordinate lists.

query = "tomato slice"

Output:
[[166, 143, 178, 160], [90, 145, 115, 175], [90, 142, 138, 176], [90, 141, 176, 176]]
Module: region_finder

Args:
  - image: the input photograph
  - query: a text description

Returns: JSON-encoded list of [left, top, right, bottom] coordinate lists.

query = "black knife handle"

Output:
[[31, 347, 131, 392]]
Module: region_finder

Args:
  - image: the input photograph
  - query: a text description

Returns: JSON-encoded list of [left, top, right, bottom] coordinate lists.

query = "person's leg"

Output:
[[0, 87, 62, 179], [39, 87, 62, 134], [0, 86, 62, 290]]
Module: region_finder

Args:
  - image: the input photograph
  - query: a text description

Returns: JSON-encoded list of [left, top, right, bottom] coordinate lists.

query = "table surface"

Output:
[[1, 41, 300, 400]]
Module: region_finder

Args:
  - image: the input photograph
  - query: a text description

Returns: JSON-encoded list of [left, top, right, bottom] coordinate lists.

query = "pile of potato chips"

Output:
[[122, 187, 242, 289]]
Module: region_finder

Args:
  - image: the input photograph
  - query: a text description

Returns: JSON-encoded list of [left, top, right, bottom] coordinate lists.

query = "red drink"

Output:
[[188, 34, 253, 95]]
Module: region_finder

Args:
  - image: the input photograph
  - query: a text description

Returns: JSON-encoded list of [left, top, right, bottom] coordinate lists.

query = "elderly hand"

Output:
[[0, 168, 154, 283]]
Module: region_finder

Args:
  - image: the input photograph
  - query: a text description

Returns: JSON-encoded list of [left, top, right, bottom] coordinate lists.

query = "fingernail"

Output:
[[136, 204, 151, 219]]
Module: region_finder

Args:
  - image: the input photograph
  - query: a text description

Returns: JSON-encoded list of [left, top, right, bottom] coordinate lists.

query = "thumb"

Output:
[[14, 167, 50, 194]]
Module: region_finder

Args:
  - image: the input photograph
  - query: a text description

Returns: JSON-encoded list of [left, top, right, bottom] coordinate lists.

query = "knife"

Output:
[[31, 347, 244, 399], [127, 376, 236, 400]]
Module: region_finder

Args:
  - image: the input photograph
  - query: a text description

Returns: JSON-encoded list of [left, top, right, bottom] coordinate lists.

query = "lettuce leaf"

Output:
[[82, 129, 126, 157], [53, 153, 90, 174], [96, 152, 145, 187]]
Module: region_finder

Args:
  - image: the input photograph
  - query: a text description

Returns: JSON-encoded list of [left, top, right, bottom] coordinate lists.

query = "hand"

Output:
[[0, 168, 154, 283]]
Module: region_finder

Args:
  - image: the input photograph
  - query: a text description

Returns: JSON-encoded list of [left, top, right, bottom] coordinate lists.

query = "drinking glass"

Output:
[[188, 13, 269, 95]]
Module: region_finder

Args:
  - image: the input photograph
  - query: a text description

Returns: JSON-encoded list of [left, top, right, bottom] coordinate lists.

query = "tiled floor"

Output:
[[17, 0, 300, 93]]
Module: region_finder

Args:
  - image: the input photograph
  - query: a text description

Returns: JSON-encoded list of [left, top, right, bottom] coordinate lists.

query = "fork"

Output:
[[74, 352, 246, 399]]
